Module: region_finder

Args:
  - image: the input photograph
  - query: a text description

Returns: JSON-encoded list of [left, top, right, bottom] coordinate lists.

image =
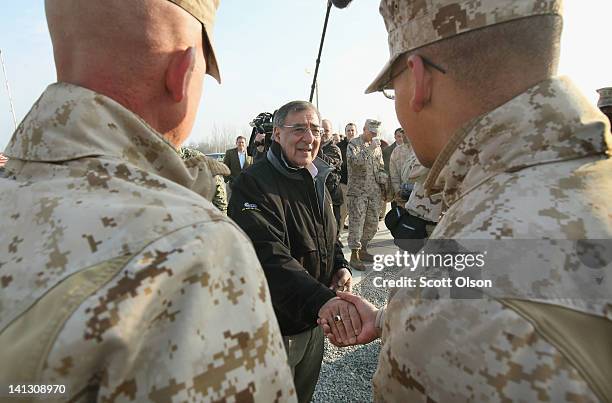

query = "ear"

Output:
[[165, 47, 196, 103], [406, 55, 432, 112], [273, 127, 281, 142]]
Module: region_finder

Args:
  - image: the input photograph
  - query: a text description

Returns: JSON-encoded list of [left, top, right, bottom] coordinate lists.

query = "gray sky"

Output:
[[1, 0, 611, 150]]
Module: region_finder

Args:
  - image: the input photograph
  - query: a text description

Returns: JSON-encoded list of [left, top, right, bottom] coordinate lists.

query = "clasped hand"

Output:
[[317, 291, 380, 347]]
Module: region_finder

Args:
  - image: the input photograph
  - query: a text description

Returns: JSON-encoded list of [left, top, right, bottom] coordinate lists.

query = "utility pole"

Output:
[[0, 49, 17, 130]]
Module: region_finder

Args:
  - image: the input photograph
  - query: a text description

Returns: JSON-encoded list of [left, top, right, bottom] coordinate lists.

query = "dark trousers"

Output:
[[283, 327, 324, 403]]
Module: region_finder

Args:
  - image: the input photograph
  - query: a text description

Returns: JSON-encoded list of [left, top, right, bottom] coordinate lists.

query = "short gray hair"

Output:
[[273, 101, 320, 128]]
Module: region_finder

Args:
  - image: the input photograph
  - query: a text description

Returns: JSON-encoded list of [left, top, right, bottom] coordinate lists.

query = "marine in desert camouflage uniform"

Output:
[[0, 1, 295, 401], [346, 119, 388, 270], [388, 138, 413, 197], [321, 0, 612, 401], [389, 135, 442, 234]]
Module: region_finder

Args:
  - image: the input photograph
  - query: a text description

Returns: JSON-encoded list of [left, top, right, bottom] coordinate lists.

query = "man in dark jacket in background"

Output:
[[337, 123, 357, 231], [228, 101, 359, 403], [320, 119, 344, 244]]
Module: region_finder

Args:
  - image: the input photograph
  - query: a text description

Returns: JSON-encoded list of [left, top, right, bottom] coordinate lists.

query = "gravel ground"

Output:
[[312, 265, 401, 403]]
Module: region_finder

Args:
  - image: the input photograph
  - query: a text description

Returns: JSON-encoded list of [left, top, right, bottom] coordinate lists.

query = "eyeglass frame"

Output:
[[281, 124, 323, 137], [381, 55, 447, 100]]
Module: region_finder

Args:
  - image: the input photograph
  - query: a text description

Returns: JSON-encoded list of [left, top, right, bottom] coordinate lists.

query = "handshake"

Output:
[[317, 269, 382, 347]]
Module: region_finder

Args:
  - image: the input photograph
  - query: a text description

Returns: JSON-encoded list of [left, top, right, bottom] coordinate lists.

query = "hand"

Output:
[[318, 292, 380, 346], [255, 132, 265, 142], [318, 297, 361, 346], [329, 268, 352, 292]]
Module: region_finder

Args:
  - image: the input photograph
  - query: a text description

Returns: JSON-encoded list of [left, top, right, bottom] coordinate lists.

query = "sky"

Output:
[[1, 0, 611, 150]]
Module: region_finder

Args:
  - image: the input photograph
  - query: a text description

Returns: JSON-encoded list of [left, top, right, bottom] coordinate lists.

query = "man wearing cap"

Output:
[[322, 0, 612, 401], [597, 87, 612, 123], [0, 0, 296, 401], [346, 119, 388, 271]]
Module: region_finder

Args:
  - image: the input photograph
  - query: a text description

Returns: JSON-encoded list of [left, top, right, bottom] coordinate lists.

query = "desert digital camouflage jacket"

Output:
[[404, 150, 444, 223], [388, 143, 414, 194], [375, 77, 612, 402], [0, 83, 296, 402], [346, 135, 387, 198]]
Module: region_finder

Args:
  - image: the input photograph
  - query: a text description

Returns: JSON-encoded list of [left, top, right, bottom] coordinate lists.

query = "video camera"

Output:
[[247, 112, 275, 160]]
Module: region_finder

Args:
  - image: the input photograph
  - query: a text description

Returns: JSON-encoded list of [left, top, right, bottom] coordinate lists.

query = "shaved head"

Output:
[[45, 0, 207, 145]]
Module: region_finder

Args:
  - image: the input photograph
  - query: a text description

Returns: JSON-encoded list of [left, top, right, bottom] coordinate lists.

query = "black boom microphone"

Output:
[[309, 0, 355, 102], [331, 0, 353, 8]]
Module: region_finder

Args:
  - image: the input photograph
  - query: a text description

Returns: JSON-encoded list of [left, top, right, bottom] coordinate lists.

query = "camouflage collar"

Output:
[[424, 77, 612, 208], [5, 82, 199, 189]]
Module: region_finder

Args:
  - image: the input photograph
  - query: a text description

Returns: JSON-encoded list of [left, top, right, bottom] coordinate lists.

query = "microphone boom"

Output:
[[331, 0, 353, 9]]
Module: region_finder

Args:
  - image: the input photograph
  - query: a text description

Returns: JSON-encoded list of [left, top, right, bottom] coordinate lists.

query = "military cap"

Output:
[[596, 87, 612, 108], [366, 0, 563, 93], [167, 0, 221, 83], [365, 118, 382, 134]]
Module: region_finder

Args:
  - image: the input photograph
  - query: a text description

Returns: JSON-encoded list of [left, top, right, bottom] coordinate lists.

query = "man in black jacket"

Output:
[[319, 119, 344, 243], [228, 101, 359, 403], [337, 123, 357, 231]]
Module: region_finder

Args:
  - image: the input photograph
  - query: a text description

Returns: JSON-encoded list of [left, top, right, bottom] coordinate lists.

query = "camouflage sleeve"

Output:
[[41, 222, 296, 402], [347, 141, 371, 167], [319, 144, 342, 171], [376, 148, 388, 185], [212, 174, 228, 214], [389, 147, 402, 193], [375, 295, 599, 402]]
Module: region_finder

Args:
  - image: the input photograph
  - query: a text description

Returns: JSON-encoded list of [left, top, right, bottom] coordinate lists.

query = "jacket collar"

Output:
[[424, 77, 612, 207], [4, 82, 199, 189]]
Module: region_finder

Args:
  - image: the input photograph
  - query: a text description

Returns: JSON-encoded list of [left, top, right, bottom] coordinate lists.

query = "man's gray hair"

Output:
[[236, 135, 246, 142], [273, 101, 320, 128]]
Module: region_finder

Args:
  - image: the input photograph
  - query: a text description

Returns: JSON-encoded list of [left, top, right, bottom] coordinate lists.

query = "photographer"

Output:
[[247, 112, 274, 162]]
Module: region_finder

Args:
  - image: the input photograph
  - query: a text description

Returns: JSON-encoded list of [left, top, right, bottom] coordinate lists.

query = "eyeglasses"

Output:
[[282, 124, 322, 137], [381, 56, 447, 100]]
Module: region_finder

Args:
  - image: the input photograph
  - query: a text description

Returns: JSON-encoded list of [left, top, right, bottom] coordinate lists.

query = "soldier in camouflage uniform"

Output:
[[346, 119, 388, 270], [388, 130, 413, 204], [321, 0, 612, 401], [180, 146, 230, 214], [0, 1, 296, 401]]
